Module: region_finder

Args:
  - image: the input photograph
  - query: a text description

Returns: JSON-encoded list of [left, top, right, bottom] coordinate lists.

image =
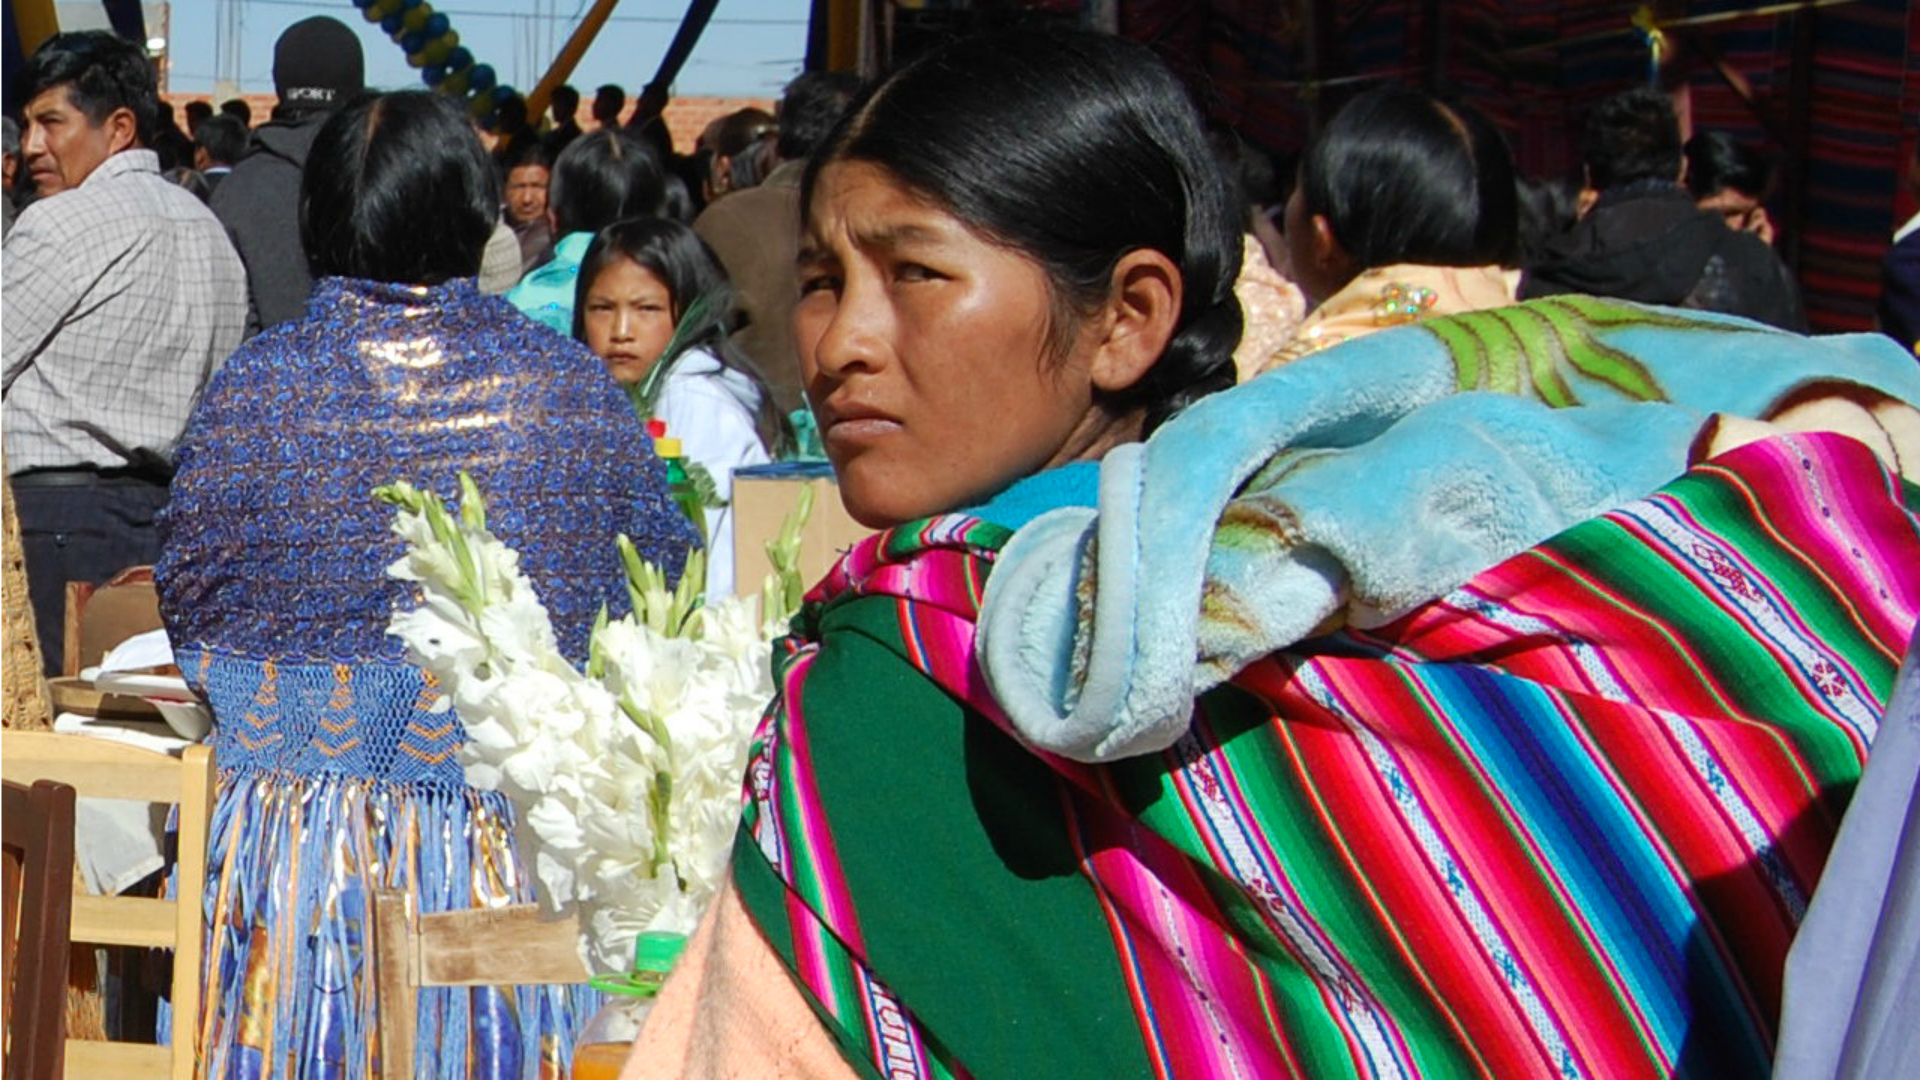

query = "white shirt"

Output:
[[653, 348, 772, 598], [2, 149, 246, 471]]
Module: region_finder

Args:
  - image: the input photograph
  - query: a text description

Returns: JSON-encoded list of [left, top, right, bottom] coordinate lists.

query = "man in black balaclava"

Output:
[[210, 16, 364, 335]]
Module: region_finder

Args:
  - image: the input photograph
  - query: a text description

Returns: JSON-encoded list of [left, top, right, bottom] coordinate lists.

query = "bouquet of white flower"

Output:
[[374, 473, 810, 974]]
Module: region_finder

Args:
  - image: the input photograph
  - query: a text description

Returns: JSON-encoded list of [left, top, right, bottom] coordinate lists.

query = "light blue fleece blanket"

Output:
[[977, 296, 1920, 762]]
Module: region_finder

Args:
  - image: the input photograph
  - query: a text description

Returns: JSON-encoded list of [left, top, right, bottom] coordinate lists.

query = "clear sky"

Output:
[[162, 0, 807, 99]]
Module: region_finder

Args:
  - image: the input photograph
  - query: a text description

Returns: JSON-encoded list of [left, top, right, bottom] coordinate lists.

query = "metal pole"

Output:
[[524, 0, 625, 128], [14, 0, 59, 54]]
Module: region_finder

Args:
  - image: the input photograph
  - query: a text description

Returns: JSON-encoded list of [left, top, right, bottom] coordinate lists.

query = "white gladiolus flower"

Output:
[[378, 474, 795, 975]]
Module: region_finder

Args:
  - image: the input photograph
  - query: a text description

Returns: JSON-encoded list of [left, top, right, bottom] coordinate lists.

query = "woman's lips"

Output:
[[820, 403, 903, 449], [824, 416, 903, 448]]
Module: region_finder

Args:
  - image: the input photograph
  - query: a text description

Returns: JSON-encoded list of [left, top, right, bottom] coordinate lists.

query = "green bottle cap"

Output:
[[634, 931, 686, 973], [588, 931, 688, 998]]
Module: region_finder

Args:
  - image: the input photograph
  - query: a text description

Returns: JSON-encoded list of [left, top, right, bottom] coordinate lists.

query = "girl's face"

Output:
[[582, 255, 676, 385], [795, 161, 1120, 528]]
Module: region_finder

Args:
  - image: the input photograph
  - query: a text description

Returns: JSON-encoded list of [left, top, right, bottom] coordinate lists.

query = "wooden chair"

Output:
[[4, 778, 77, 1080], [60, 567, 162, 679], [370, 890, 590, 1080], [0, 731, 215, 1080]]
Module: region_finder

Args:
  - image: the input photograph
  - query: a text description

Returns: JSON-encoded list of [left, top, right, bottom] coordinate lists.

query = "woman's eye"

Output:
[[894, 263, 941, 283], [799, 274, 842, 296]]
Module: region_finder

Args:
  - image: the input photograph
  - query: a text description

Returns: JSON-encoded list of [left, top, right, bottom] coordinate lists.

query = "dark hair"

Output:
[[184, 100, 214, 129], [592, 84, 626, 124], [551, 84, 580, 117], [20, 31, 159, 146], [1684, 131, 1772, 201], [806, 30, 1241, 434], [193, 114, 249, 167], [729, 137, 776, 193], [660, 170, 695, 223], [219, 98, 252, 126], [573, 217, 795, 456], [1516, 174, 1580, 266], [1300, 85, 1517, 272], [549, 129, 667, 236], [713, 107, 776, 160], [776, 71, 861, 161], [1583, 87, 1681, 190], [666, 150, 710, 219], [713, 108, 777, 194], [501, 136, 553, 175], [300, 91, 499, 285], [493, 93, 529, 135]]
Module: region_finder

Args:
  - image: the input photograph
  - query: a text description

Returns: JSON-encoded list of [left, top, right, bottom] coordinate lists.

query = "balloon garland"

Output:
[[350, 0, 520, 127]]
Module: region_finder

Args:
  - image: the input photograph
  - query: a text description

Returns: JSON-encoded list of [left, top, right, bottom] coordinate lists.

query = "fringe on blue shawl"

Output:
[[191, 771, 596, 1080]]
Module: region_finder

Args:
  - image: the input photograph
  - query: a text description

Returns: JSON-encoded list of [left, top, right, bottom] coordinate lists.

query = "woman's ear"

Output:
[[1309, 212, 1354, 286], [1089, 248, 1182, 394]]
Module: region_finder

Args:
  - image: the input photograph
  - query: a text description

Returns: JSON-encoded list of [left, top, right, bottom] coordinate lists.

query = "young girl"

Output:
[[573, 217, 791, 597]]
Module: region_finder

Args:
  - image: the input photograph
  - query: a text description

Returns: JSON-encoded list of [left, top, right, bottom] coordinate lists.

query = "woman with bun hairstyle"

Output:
[[156, 91, 694, 1078], [619, 27, 1243, 1078], [1254, 84, 1520, 373]]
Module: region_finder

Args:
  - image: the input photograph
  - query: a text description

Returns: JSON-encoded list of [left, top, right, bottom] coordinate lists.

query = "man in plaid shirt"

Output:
[[2, 30, 246, 674]]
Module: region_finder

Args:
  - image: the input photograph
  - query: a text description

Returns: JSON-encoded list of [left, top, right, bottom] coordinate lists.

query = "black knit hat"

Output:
[[273, 17, 364, 112]]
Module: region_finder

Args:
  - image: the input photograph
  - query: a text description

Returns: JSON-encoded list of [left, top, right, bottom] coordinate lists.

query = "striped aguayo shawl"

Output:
[[733, 432, 1920, 1080]]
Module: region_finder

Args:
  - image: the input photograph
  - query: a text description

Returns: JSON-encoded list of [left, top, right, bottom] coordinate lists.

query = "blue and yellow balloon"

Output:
[[357, 0, 519, 128]]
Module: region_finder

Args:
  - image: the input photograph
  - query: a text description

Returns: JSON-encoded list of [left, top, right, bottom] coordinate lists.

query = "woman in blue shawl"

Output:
[[155, 91, 697, 1079]]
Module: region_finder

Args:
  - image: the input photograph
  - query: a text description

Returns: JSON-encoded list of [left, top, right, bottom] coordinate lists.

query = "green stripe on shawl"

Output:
[[733, 845, 891, 1080], [1112, 686, 1493, 1080], [1533, 469, 1892, 792], [742, 594, 1156, 1079]]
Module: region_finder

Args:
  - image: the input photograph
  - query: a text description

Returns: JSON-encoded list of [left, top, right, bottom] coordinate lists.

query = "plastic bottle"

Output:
[[573, 931, 688, 1070], [647, 419, 706, 540]]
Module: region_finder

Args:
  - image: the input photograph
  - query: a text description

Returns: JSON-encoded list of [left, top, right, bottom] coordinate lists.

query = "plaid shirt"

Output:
[[3, 149, 246, 472]]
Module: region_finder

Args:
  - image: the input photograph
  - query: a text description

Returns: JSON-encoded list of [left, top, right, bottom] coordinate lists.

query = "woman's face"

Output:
[[582, 256, 676, 385], [795, 161, 1110, 528]]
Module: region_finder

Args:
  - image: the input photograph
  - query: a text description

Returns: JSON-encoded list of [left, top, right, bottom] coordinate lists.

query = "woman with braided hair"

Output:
[[619, 27, 1244, 1078]]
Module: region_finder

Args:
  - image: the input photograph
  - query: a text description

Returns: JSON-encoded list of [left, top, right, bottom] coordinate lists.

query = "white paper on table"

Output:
[[52, 711, 189, 755], [95, 627, 174, 675]]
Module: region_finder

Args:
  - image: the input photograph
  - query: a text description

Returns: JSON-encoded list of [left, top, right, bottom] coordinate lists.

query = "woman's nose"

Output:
[[805, 283, 886, 379], [610, 309, 635, 341]]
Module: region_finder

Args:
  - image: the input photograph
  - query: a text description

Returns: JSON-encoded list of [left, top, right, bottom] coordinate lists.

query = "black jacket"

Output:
[[210, 109, 328, 336], [1879, 226, 1920, 353], [1521, 180, 1805, 331]]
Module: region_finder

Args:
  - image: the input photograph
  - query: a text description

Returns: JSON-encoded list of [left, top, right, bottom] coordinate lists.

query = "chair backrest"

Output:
[[60, 568, 162, 679], [0, 732, 214, 1080], [4, 777, 77, 1080]]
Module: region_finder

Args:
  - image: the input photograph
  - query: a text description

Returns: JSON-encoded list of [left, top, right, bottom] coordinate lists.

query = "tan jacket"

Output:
[[693, 160, 807, 415]]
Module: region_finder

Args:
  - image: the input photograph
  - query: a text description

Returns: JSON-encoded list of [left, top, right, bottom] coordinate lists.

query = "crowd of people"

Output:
[[3, 13, 1919, 1080]]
